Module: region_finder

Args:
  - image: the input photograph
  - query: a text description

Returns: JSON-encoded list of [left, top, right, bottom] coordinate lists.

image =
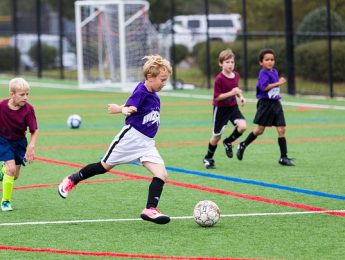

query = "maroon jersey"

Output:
[[213, 71, 240, 107], [0, 99, 38, 140]]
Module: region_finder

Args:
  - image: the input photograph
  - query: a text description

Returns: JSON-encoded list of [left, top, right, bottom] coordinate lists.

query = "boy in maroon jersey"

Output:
[[0, 77, 39, 211], [203, 49, 247, 169]]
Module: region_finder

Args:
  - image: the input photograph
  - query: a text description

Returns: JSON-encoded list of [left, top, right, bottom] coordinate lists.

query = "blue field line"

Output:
[[165, 166, 345, 201]]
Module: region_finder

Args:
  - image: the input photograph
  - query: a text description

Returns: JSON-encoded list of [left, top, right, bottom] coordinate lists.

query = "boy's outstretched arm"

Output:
[[108, 104, 137, 116]]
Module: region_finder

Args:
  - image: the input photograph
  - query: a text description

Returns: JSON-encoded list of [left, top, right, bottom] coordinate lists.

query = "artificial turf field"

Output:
[[0, 83, 345, 259]]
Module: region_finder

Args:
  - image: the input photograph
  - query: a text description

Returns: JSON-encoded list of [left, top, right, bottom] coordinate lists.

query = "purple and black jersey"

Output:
[[125, 82, 160, 138], [0, 99, 38, 141], [256, 68, 281, 100]]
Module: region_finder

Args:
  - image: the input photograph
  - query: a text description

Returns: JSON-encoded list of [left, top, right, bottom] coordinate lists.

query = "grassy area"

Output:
[[2, 64, 345, 98], [175, 67, 345, 97], [0, 83, 344, 259]]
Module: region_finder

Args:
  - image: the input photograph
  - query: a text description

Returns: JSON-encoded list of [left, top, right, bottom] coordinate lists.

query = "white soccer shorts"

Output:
[[102, 125, 164, 166]]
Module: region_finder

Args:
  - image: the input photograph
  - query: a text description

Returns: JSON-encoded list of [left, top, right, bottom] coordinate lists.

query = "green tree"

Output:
[[296, 6, 345, 44], [44, 0, 76, 19], [149, 0, 232, 24]]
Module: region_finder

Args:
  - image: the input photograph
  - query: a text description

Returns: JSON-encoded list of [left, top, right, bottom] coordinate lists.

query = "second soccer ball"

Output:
[[67, 114, 82, 129]]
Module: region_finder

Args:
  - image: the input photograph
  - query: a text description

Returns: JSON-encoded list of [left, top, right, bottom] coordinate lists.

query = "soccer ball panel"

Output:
[[67, 114, 82, 129], [193, 200, 220, 227]]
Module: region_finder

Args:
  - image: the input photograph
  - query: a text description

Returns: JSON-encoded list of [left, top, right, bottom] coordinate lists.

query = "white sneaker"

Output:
[[1, 201, 13, 211]]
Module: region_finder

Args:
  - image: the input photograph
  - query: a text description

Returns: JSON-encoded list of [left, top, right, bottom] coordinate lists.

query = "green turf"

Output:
[[0, 83, 345, 259]]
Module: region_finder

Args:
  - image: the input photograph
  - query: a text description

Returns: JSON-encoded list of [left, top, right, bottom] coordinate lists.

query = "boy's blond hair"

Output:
[[9, 77, 30, 93], [142, 55, 172, 79], [218, 49, 235, 64]]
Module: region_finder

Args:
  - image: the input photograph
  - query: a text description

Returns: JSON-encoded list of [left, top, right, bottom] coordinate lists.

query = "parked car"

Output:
[[159, 14, 242, 51], [9, 34, 76, 70]]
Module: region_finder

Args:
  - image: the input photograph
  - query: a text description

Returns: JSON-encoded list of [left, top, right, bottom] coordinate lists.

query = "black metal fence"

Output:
[[0, 0, 344, 97]]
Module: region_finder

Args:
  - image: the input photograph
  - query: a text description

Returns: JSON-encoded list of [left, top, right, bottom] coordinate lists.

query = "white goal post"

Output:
[[75, 0, 169, 91]]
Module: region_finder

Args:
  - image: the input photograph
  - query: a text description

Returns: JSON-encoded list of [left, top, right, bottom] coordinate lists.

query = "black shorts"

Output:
[[253, 99, 286, 127], [213, 105, 245, 135]]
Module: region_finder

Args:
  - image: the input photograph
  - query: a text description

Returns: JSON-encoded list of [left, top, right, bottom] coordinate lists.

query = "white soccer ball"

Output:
[[67, 114, 82, 129], [193, 200, 220, 227]]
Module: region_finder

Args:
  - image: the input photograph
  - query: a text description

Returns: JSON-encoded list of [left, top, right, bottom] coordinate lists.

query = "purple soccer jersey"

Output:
[[125, 82, 160, 138], [256, 68, 281, 100], [0, 99, 38, 141]]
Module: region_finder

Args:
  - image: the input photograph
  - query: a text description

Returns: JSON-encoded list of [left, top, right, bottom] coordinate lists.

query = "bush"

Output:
[[171, 44, 189, 64], [194, 38, 286, 79], [29, 43, 58, 69], [0, 46, 20, 71], [295, 40, 345, 82], [296, 7, 345, 45]]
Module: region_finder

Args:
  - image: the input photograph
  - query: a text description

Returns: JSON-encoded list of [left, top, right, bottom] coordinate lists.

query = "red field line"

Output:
[[0, 245, 258, 260], [0, 177, 137, 192], [36, 157, 345, 218]]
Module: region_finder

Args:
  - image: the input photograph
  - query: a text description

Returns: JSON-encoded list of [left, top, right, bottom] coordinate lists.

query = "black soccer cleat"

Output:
[[203, 157, 215, 169], [223, 141, 233, 158], [236, 142, 246, 161], [279, 157, 295, 166]]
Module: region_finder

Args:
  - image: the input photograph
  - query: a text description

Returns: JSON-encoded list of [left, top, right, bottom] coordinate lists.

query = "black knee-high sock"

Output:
[[224, 128, 242, 144], [69, 162, 107, 184], [278, 137, 288, 158], [146, 177, 165, 209], [205, 143, 217, 159], [243, 132, 257, 146]]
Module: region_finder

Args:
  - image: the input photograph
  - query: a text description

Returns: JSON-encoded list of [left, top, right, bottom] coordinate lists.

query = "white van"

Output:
[[9, 34, 77, 70], [159, 14, 242, 51]]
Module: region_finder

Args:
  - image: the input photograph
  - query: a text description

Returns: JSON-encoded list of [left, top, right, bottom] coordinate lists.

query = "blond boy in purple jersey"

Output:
[[58, 55, 173, 224], [0, 77, 39, 211]]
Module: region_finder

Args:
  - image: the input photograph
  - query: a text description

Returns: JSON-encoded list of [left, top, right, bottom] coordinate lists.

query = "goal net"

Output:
[[75, 0, 168, 91]]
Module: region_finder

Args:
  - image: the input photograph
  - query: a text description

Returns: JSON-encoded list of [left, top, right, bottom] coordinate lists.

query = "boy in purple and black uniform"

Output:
[[236, 48, 294, 166], [0, 77, 39, 211], [58, 55, 173, 224]]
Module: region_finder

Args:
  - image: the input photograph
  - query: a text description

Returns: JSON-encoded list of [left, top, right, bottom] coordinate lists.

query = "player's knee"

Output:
[[255, 128, 264, 135], [277, 127, 286, 136], [237, 122, 247, 133], [156, 169, 168, 181], [5, 166, 16, 177], [210, 135, 220, 144]]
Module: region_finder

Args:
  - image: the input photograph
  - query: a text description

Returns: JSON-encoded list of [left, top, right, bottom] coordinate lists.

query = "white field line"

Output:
[[1, 79, 344, 110], [1, 210, 344, 227], [159, 92, 345, 110]]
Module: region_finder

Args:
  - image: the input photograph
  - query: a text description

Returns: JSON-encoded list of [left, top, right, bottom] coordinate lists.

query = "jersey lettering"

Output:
[[142, 110, 160, 126]]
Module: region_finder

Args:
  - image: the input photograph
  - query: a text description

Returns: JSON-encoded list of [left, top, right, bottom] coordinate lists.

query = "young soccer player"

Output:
[[58, 55, 172, 224], [203, 48, 246, 169], [236, 48, 294, 166], [0, 77, 39, 211]]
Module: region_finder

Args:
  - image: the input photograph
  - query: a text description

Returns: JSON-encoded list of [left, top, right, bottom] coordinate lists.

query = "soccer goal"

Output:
[[75, 0, 168, 91]]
